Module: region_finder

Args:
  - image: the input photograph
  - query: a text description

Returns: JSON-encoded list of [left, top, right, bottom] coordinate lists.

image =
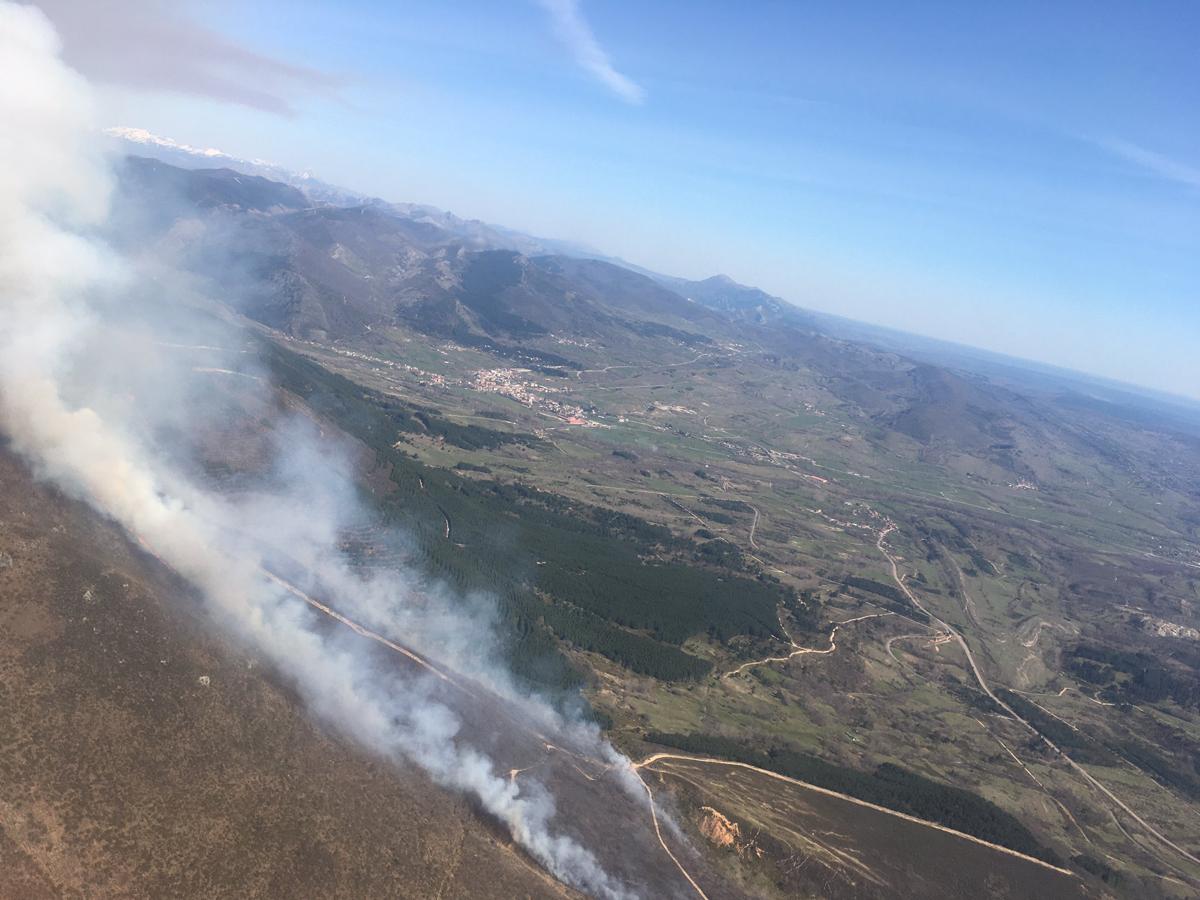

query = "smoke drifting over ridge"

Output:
[[0, 6, 650, 897]]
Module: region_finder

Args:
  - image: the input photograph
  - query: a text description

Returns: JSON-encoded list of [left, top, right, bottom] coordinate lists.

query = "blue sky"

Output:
[[46, 0, 1199, 398]]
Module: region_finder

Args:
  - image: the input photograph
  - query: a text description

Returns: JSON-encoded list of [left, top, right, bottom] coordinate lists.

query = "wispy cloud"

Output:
[[537, 0, 645, 104], [1099, 137, 1200, 191], [33, 0, 341, 116]]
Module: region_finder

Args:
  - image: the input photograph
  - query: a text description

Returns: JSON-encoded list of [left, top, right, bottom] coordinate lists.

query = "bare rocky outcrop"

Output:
[[698, 806, 762, 859]]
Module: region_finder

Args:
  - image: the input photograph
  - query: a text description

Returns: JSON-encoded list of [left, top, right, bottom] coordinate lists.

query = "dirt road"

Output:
[[723, 612, 892, 678], [633, 753, 1077, 876], [874, 520, 1200, 873]]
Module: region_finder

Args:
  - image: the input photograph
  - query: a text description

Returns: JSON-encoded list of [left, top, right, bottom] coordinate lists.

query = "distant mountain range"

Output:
[[104, 127, 802, 322], [105, 128, 627, 257], [105, 127, 366, 206], [112, 156, 752, 373], [655, 273, 816, 330]]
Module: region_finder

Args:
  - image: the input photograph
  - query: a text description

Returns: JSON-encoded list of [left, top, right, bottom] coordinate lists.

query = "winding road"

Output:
[[723, 612, 893, 678], [873, 519, 1200, 872]]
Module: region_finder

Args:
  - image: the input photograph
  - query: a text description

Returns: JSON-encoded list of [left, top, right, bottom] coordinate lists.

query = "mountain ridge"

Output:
[[105, 127, 793, 326]]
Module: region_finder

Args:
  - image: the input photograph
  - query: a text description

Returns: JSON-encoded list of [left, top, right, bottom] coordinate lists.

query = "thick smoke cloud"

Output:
[[0, 5, 637, 896]]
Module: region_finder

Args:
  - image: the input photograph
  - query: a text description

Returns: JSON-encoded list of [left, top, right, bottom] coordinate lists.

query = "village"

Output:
[[469, 367, 600, 425]]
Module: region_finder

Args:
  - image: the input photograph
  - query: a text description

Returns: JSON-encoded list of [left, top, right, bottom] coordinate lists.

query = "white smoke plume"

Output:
[[0, 5, 640, 896]]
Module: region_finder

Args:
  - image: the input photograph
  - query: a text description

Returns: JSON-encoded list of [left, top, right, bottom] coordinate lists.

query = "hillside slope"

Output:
[[0, 446, 577, 900]]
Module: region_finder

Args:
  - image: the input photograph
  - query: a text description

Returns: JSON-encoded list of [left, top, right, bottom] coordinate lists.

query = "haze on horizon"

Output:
[[32, 0, 1199, 400]]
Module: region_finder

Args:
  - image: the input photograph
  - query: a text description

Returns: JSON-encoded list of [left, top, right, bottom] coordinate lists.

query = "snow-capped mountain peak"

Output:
[[104, 126, 359, 204], [105, 126, 231, 160]]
